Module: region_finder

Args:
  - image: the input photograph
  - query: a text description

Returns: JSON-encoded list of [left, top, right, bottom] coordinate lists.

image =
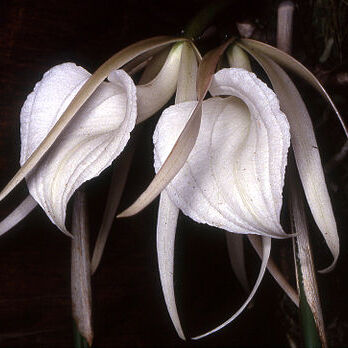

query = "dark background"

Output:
[[0, 0, 347, 347]]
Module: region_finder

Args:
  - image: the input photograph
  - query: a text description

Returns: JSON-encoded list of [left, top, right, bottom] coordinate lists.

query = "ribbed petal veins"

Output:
[[20, 63, 137, 233], [154, 68, 290, 238]]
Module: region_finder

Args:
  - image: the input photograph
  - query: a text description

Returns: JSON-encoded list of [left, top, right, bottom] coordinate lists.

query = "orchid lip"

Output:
[[154, 68, 291, 239], [19, 63, 137, 233]]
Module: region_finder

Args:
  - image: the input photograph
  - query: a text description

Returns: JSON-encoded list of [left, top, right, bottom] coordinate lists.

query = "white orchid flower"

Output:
[[154, 68, 290, 239], [141, 40, 344, 340], [154, 66, 290, 339], [19, 63, 137, 234], [0, 37, 188, 236], [0, 37, 195, 348], [0, 37, 190, 345]]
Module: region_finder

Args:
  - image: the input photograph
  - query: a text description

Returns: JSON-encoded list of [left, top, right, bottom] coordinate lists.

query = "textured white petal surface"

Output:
[[154, 68, 290, 238], [20, 63, 137, 233]]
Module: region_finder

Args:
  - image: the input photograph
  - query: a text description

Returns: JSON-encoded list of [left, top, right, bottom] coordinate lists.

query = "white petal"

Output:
[[154, 68, 290, 238], [136, 43, 183, 123], [154, 42, 197, 341], [0, 37, 183, 203], [227, 45, 252, 72], [175, 42, 198, 103], [20, 63, 137, 233]]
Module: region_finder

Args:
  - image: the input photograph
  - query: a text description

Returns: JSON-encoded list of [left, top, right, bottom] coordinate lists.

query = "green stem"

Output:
[[73, 320, 90, 348], [184, 0, 230, 40], [295, 254, 322, 348]]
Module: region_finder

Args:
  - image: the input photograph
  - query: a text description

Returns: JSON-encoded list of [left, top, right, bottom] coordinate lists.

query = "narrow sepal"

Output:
[[0, 195, 37, 236], [156, 191, 185, 339], [248, 234, 299, 306], [91, 139, 136, 274], [239, 39, 347, 137]]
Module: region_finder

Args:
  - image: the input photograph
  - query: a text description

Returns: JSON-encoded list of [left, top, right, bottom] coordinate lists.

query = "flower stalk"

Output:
[[71, 190, 93, 347], [73, 320, 90, 348]]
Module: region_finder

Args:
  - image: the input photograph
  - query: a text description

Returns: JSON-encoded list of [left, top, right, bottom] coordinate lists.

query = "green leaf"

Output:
[[73, 320, 90, 348]]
